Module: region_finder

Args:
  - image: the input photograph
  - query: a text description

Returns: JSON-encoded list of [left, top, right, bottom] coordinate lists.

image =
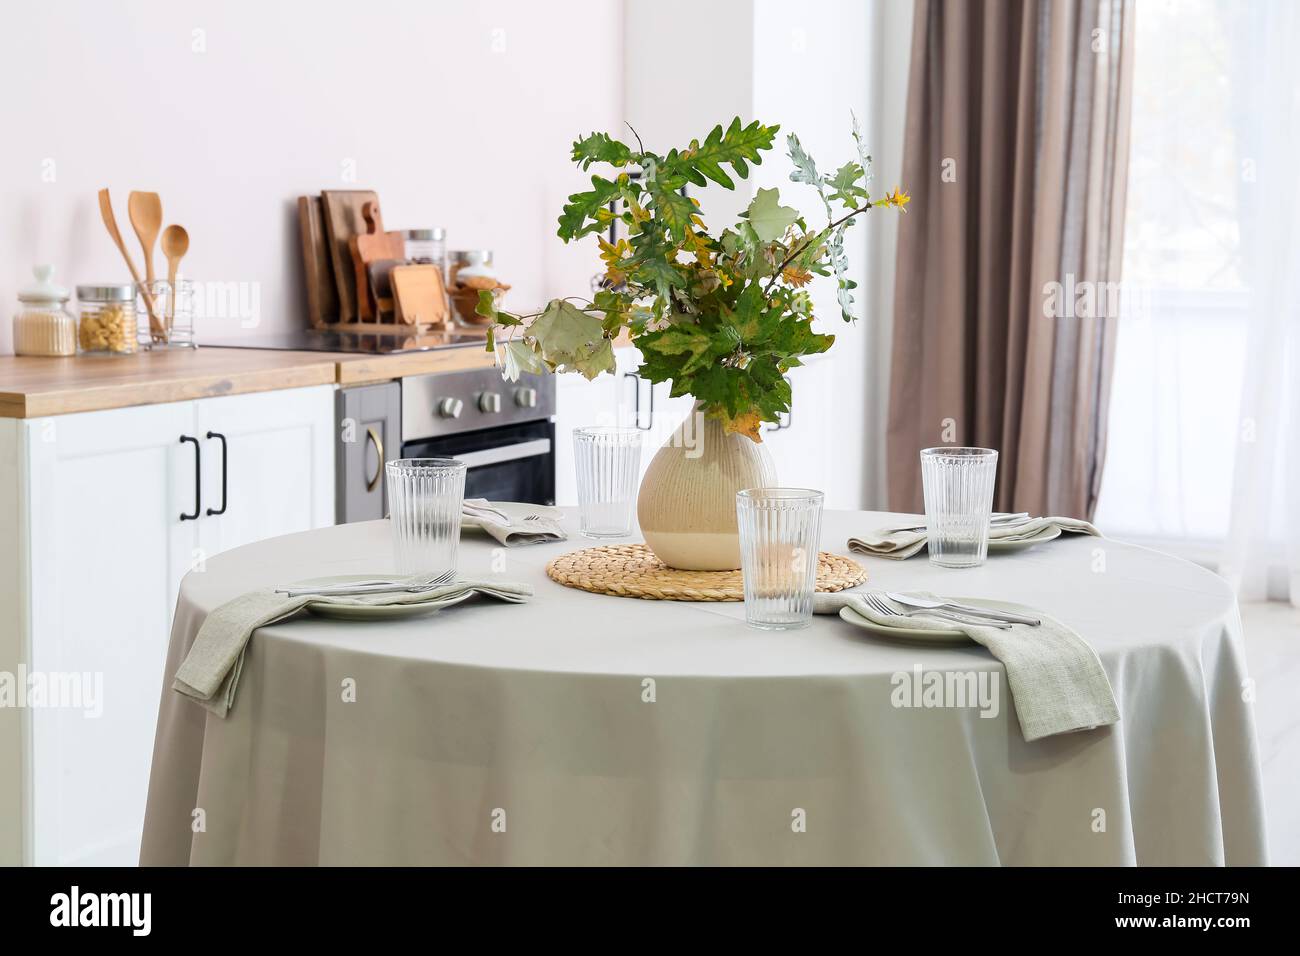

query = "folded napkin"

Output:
[[172, 577, 533, 718], [814, 590, 1119, 742], [462, 498, 566, 547], [848, 515, 1100, 560]]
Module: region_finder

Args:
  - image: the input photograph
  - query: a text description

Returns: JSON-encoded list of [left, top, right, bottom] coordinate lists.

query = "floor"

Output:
[[1241, 601, 1300, 865]]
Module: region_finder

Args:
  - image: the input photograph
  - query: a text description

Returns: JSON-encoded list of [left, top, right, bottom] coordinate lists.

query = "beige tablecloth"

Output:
[[140, 511, 1268, 865]]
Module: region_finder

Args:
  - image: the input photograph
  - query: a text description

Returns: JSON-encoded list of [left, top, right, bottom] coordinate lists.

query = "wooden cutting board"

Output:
[[320, 189, 379, 323], [298, 196, 338, 327], [349, 202, 406, 321], [366, 258, 401, 320], [390, 264, 449, 327]]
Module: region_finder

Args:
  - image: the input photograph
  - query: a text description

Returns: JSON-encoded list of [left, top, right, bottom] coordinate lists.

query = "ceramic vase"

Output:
[[636, 401, 777, 571]]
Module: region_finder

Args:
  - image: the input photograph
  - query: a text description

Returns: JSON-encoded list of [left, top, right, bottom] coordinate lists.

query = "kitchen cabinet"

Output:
[[0, 384, 334, 866]]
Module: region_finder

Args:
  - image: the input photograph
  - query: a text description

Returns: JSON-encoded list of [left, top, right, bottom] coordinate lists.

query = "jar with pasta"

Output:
[[77, 284, 139, 354]]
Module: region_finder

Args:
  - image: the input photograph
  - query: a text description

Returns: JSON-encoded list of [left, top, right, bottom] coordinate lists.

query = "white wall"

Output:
[[622, 0, 912, 507], [0, 0, 623, 353]]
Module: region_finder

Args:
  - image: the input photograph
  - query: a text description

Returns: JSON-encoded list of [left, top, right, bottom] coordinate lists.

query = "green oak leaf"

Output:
[[571, 132, 632, 170], [663, 118, 779, 191], [648, 181, 696, 239], [827, 162, 870, 209], [557, 175, 622, 241], [746, 187, 799, 242], [639, 325, 714, 375], [527, 300, 605, 366]]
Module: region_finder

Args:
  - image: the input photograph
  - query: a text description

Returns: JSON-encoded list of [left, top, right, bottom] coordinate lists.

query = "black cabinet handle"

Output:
[[625, 372, 654, 430], [179, 435, 201, 520], [205, 431, 228, 516]]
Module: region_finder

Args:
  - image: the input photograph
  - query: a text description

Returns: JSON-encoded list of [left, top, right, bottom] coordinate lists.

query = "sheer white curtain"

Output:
[[1095, 0, 1300, 606], [1220, 0, 1300, 604]]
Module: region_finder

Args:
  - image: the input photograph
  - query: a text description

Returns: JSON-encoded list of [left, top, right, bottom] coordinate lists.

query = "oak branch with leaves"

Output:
[[477, 116, 908, 441]]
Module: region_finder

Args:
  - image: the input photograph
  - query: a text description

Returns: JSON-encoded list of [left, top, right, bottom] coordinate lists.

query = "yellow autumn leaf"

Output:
[[597, 236, 632, 284], [722, 410, 764, 442], [782, 265, 814, 287]]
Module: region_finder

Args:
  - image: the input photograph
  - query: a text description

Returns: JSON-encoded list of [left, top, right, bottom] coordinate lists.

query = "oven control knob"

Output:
[[437, 397, 464, 419], [478, 391, 502, 414], [514, 386, 538, 409]]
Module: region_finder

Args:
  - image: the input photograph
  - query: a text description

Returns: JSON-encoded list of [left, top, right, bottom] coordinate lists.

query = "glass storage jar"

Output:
[[13, 264, 77, 356], [405, 228, 446, 267], [77, 284, 138, 354]]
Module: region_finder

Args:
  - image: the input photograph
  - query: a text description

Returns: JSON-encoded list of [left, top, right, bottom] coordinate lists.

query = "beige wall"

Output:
[[0, 0, 625, 353]]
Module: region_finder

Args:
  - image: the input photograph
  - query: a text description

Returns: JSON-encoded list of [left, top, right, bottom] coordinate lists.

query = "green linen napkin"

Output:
[[848, 515, 1100, 560], [172, 577, 533, 718], [462, 498, 567, 547], [813, 590, 1119, 742]]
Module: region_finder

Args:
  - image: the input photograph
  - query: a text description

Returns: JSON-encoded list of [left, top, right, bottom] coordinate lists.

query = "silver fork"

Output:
[[278, 568, 457, 598], [861, 593, 1011, 629]]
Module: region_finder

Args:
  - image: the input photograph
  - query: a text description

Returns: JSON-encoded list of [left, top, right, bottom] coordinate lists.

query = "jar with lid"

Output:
[[78, 283, 139, 354], [13, 264, 77, 356], [405, 228, 447, 272], [448, 249, 494, 286]]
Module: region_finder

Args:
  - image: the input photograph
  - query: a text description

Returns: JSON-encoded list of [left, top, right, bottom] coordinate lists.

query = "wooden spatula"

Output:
[[98, 188, 164, 340], [128, 191, 163, 286]]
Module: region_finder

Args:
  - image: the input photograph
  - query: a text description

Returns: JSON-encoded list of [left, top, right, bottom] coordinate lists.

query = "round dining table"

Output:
[[140, 510, 1268, 866]]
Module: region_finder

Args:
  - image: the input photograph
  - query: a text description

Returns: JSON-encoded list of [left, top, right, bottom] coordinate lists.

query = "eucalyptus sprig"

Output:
[[479, 115, 908, 440]]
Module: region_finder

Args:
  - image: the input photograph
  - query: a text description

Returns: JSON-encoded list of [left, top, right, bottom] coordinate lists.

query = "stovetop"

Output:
[[201, 327, 490, 354]]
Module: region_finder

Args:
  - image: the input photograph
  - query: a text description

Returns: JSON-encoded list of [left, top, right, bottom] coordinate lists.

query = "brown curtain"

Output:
[[886, 0, 1134, 518]]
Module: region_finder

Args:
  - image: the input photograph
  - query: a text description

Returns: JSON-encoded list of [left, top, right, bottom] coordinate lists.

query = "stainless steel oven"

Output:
[[400, 366, 556, 504]]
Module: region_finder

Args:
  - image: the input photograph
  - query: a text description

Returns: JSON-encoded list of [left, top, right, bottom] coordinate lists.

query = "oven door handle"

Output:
[[453, 438, 552, 469]]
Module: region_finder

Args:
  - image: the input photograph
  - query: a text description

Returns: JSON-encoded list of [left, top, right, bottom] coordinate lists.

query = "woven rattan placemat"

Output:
[[545, 543, 868, 602]]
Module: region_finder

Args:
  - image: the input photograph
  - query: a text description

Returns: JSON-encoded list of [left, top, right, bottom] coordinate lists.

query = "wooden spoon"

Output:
[[98, 188, 164, 339], [161, 225, 189, 331], [127, 191, 163, 285]]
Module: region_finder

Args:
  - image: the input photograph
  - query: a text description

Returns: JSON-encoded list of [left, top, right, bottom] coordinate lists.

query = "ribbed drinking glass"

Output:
[[573, 427, 642, 537], [386, 458, 467, 575], [736, 488, 824, 630], [920, 447, 999, 568]]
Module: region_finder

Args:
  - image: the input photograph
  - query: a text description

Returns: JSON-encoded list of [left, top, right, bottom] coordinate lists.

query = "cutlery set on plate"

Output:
[[853, 592, 1040, 630]]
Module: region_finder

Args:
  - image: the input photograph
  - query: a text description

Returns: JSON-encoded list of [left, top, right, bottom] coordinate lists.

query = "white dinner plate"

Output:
[[291, 575, 475, 621], [838, 597, 1042, 647], [985, 525, 1062, 552]]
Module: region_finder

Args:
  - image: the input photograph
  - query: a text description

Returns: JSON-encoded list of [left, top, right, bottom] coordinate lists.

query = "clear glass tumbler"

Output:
[[386, 458, 467, 575], [920, 447, 999, 568], [573, 426, 642, 538], [736, 488, 824, 630]]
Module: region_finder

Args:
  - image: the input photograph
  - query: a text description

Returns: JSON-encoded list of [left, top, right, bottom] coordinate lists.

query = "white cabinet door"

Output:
[[24, 401, 197, 866], [193, 386, 335, 559]]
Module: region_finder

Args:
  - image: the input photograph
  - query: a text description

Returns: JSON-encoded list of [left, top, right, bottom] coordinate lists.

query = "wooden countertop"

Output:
[[0, 343, 501, 419], [0, 329, 638, 418]]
